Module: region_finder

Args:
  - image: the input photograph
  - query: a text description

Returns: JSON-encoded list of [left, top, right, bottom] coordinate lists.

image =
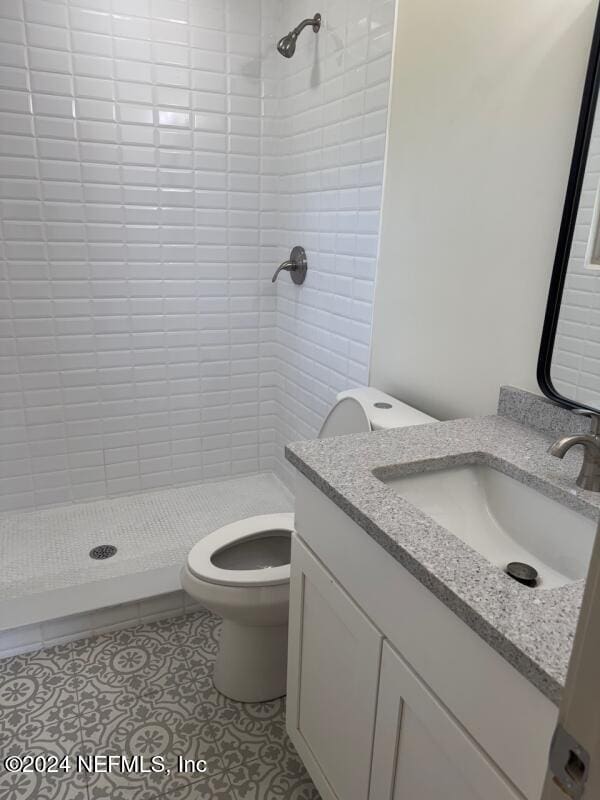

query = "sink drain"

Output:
[[89, 544, 117, 560], [505, 561, 538, 587]]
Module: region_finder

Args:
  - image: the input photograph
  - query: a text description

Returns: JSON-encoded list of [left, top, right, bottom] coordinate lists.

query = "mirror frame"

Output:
[[537, 7, 600, 411]]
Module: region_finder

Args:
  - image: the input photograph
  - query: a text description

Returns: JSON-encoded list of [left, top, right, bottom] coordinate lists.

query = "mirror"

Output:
[[538, 13, 600, 411]]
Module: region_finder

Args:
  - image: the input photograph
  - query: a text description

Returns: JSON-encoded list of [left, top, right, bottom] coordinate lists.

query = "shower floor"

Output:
[[0, 474, 293, 631]]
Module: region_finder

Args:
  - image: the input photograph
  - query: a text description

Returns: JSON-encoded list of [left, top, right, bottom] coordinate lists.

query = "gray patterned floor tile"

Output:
[[80, 691, 223, 799], [0, 644, 80, 739], [0, 772, 88, 800], [159, 770, 234, 799], [227, 753, 321, 800], [0, 611, 320, 800], [207, 697, 287, 771], [176, 610, 221, 668], [70, 619, 192, 704], [0, 714, 89, 800]]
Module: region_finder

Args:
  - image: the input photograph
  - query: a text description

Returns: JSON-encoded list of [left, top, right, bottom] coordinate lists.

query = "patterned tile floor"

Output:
[[0, 611, 321, 800]]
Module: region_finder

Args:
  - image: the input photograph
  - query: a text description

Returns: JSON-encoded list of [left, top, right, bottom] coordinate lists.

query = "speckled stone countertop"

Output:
[[285, 412, 600, 705]]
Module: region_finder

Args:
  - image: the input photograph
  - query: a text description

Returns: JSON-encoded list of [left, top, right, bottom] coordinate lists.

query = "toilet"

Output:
[[181, 387, 436, 702]]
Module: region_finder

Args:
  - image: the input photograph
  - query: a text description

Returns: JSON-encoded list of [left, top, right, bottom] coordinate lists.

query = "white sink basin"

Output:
[[382, 464, 596, 588]]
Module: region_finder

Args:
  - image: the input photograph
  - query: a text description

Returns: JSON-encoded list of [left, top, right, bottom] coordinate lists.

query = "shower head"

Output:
[[276, 33, 297, 59], [277, 13, 321, 59]]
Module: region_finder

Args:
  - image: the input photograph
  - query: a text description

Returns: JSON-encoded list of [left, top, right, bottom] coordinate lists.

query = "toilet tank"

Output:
[[318, 387, 437, 439]]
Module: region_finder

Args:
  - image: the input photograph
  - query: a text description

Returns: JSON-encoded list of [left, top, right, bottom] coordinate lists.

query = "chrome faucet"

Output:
[[548, 409, 600, 492]]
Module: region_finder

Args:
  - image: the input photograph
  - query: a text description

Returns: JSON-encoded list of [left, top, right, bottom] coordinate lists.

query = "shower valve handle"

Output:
[[271, 260, 295, 282], [271, 246, 307, 285]]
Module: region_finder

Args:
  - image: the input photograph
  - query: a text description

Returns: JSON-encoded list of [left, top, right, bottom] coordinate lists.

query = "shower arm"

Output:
[[290, 16, 321, 38], [277, 14, 321, 58]]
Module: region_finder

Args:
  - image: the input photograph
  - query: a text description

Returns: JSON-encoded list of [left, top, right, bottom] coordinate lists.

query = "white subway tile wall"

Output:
[[263, 0, 395, 483], [553, 98, 600, 408], [0, 0, 395, 510], [0, 0, 270, 511]]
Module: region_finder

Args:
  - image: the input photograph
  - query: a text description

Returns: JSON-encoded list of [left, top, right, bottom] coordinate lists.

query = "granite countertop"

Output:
[[285, 412, 600, 705]]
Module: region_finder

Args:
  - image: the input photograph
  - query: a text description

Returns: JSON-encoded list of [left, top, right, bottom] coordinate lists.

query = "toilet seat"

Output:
[[186, 513, 294, 588]]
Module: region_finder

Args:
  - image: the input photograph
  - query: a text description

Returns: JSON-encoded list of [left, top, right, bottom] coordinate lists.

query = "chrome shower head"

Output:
[[277, 14, 321, 59], [276, 32, 297, 59]]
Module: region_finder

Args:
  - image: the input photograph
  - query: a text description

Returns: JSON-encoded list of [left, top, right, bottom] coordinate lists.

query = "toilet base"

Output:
[[213, 620, 288, 703]]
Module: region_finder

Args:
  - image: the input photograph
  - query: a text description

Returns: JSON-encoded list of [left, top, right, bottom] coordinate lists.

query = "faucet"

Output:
[[548, 409, 600, 492]]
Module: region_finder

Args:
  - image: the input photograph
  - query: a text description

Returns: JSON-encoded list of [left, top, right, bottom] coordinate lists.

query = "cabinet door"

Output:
[[287, 536, 382, 800], [370, 642, 525, 800]]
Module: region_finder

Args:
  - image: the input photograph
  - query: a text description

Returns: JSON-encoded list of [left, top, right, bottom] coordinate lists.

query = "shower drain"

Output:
[[89, 544, 117, 560]]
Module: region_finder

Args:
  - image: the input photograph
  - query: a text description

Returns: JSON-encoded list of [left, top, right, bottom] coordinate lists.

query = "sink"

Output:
[[380, 464, 596, 588]]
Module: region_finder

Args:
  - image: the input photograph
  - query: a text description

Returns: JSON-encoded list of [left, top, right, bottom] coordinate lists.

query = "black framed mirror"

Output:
[[538, 7, 600, 411]]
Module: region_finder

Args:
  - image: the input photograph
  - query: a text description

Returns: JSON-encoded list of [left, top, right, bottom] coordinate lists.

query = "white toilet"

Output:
[[181, 387, 436, 702]]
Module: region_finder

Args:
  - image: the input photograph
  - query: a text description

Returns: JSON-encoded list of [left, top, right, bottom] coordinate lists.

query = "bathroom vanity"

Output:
[[285, 391, 600, 800]]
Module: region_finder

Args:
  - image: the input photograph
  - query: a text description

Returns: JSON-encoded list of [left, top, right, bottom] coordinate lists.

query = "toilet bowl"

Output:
[[182, 387, 436, 702], [181, 513, 294, 702]]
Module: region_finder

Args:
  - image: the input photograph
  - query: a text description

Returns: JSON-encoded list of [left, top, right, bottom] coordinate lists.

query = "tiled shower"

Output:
[[1, 0, 271, 511], [265, 1, 394, 484], [0, 0, 394, 513]]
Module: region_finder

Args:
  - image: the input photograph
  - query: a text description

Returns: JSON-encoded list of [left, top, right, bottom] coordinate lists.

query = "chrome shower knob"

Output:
[[272, 246, 307, 285]]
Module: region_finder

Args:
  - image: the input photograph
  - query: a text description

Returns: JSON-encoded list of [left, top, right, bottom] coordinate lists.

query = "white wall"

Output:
[[262, 0, 396, 484], [370, 0, 597, 420]]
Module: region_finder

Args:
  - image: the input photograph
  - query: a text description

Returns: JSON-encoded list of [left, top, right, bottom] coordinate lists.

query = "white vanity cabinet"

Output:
[[288, 535, 523, 800], [370, 642, 522, 800], [287, 473, 559, 800], [286, 538, 382, 800]]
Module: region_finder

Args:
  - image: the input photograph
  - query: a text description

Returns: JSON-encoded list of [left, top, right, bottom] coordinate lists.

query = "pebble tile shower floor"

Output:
[[2, 475, 292, 603], [0, 610, 321, 800]]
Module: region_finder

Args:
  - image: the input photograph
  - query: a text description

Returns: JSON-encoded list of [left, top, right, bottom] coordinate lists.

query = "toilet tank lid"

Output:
[[336, 387, 437, 430]]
